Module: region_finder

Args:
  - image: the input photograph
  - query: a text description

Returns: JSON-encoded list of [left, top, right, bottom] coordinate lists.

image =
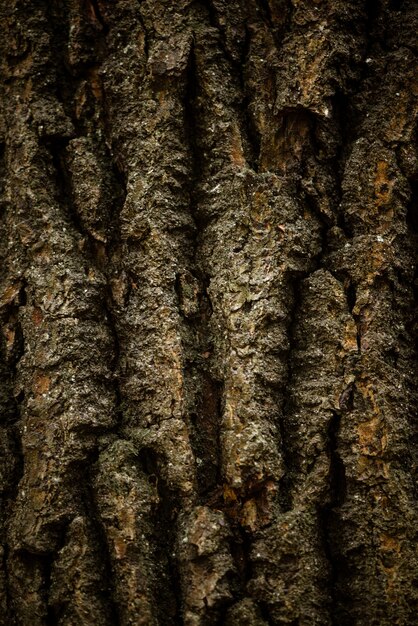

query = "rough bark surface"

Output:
[[0, 1, 417, 624]]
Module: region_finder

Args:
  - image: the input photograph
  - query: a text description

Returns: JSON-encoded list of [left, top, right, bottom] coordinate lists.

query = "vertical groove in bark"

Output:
[[0, 0, 417, 624], [325, 2, 418, 622]]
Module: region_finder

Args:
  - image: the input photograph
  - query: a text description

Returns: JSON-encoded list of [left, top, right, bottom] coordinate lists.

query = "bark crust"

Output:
[[0, 1, 417, 624]]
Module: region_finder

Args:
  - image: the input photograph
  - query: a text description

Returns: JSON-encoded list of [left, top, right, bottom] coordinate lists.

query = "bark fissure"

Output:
[[182, 42, 224, 499], [81, 476, 121, 626]]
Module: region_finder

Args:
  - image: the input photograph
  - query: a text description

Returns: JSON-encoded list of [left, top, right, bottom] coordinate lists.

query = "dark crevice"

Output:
[[336, 212, 354, 239], [13, 530, 68, 625], [327, 267, 362, 357], [0, 277, 27, 363], [35, 552, 55, 626], [1, 423, 25, 620], [257, 0, 291, 52], [203, 0, 245, 70], [47, 0, 108, 93], [136, 0, 150, 59], [81, 476, 121, 626], [319, 411, 346, 626], [364, 0, 383, 46], [184, 43, 204, 199], [154, 533, 183, 622], [4, 419, 25, 501], [102, 299, 124, 438], [136, 448, 183, 626], [303, 191, 330, 268], [242, 93, 261, 172], [401, 165, 418, 492], [332, 88, 355, 225], [15, 390, 24, 404], [0, 142, 6, 214], [0, 291, 26, 604], [346, 281, 362, 354], [6, 551, 47, 624], [406, 179, 418, 233], [346, 282, 356, 314], [45, 2, 85, 129], [258, 0, 274, 30], [1, 541, 14, 623], [240, 20, 252, 69], [240, 24, 261, 171], [216, 523, 261, 623], [183, 42, 224, 498], [344, 282, 362, 353], [45, 137, 82, 236], [229, 526, 251, 589], [90, 0, 110, 35], [215, 545, 252, 624], [278, 272, 307, 512], [0, 288, 26, 621], [257, 0, 281, 51], [43, 554, 55, 626], [305, 106, 349, 243], [354, 312, 362, 354], [277, 404, 294, 511], [258, 599, 274, 625], [388, 0, 403, 11], [203, 2, 260, 172], [194, 375, 224, 496], [331, 0, 382, 237], [107, 157, 128, 241], [338, 383, 355, 414], [327, 413, 347, 508]]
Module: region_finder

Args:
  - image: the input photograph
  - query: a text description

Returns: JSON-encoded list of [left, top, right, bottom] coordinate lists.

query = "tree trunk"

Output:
[[0, 1, 417, 624]]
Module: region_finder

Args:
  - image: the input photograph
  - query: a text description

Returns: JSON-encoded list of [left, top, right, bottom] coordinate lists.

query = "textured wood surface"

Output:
[[0, 1, 417, 624]]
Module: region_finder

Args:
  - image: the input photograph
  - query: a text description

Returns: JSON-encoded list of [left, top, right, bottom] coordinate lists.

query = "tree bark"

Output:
[[0, 0, 417, 624]]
